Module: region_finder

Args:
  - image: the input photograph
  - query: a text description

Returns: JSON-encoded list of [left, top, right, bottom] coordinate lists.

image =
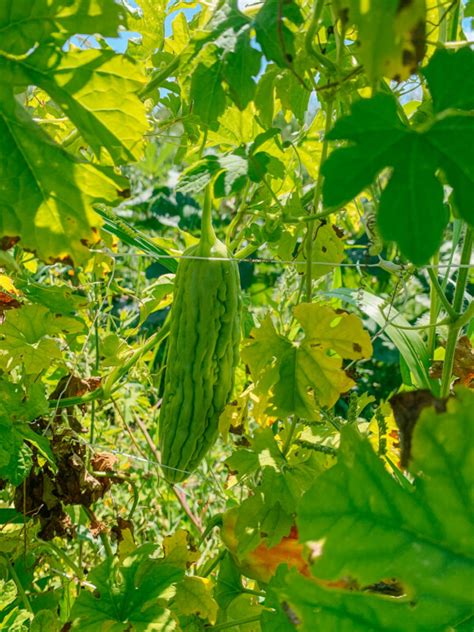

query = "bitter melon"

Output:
[[159, 189, 241, 482]]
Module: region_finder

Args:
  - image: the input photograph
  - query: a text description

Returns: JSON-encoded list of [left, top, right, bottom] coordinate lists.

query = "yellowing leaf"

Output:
[[117, 527, 136, 561], [296, 223, 345, 279], [174, 577, 218, 624], [270, 343, 355, 415], [368, 402, 401, 467], [242, 305, 372, 417], [294, 304, 373, 360], [343, 0, 426, 81], [241, 315, 292, 418], [163, 529, 200, 569]]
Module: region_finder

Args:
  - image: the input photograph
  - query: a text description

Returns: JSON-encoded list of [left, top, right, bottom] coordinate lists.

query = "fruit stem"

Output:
[[199, 184, 217, 254], [440, 226, 472, 397]]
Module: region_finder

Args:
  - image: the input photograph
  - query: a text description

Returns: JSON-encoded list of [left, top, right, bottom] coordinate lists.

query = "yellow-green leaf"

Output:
[[162, 529, 200, 569], [174, 577, 218, 625], [294, 303, 373, 360]]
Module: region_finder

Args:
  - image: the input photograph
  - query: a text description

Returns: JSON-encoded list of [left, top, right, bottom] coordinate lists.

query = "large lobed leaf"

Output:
[[0, 0, 148, 263], [70, 545, 183, 631], [281, 389, 474, 630], [242, 303, 372, 417], [322, 48, 474, 264]]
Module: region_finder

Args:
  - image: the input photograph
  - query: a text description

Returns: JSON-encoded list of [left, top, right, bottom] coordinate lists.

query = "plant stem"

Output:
[[305, 99, 333, 302], [304, 0, 336, 72], [5, 556, 33, 613], [427, 267, 458, 321], [283, 207, 338, 224], [40, 542, 84, 580], [199, 548, 226, 577], [139, 56, 180, 98], [454, 300, 474, 330], [90, 275, 101, 453], [227, 181, 251, 249], [234, 243, 260, 260], [199, 184, 217, 254], [83, 506, 114, 559], [427, 254, 439, 358], [449, 0, 461, 40], [440, 227, 472, 397]]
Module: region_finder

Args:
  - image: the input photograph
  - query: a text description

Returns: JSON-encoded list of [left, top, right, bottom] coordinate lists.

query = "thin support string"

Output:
[[89, 249, 473, 270], [78, 437, 205, 493]]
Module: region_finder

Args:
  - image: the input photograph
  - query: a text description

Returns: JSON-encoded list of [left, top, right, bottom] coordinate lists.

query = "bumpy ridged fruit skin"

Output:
[[159, 238, 241, 483]]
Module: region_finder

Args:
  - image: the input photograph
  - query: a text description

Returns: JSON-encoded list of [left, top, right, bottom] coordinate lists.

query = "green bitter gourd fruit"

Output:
[[159, 189, 241, 482]]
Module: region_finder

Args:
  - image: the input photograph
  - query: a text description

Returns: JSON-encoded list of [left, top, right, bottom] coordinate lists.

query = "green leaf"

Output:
[[31, 610, 61, 632], [0, 379, 51, 483], [0, 379, 48, 422], [0, 427, 32, 485], [223, 32, 261, 110], [421, 47, 474, 112], [234, 488, 293, 556], [241, 315, 291, 388], [224, 594, 263, 631], [322, 48, 474, 264], [0, 86, 128, 263], [425, 116, 474, 224], [22, 47, 148, 164], [214, 154, 249, 196], [295, 222, 345, 279], [263, 566, 465, 632], [16, 282, 89, 316], [0, 0, 147, 262], [254, 64, 278, 128], [0, 305, 84, 375], [226, 428, 284, 479], [323, 94, 406, 206], [253, 0, 303, 67], [242, 306, 372, 416], [70, 545, 183, 631], [275, 71, 310, 123], [377, 135, 447, 264], [0, 0, 126, 55], [190, 56, 226, 128], [296, 389, 474, 629], [216, 553, 244, 610]]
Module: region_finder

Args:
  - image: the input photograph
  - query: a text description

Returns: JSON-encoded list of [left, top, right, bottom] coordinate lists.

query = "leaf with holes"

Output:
[[294, 389, 474, 630]]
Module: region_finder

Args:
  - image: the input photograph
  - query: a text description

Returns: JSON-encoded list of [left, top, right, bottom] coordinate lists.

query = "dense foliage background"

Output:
[[0, 0, 473, 630]]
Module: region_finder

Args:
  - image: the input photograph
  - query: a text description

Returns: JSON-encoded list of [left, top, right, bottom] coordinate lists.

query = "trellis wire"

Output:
[[90, 249, 473, 270], [79, 438, 207, 494]]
